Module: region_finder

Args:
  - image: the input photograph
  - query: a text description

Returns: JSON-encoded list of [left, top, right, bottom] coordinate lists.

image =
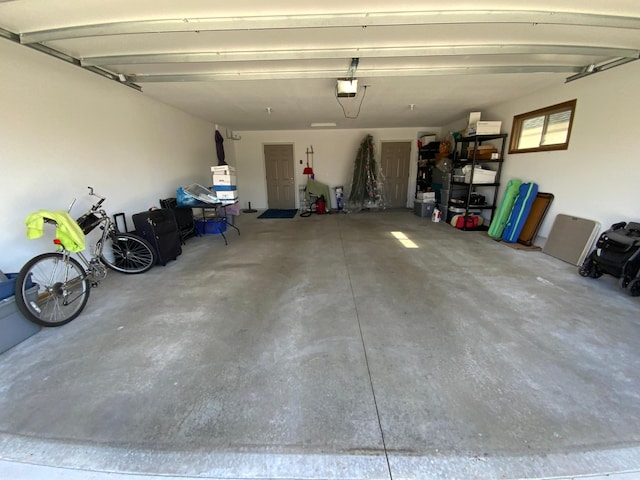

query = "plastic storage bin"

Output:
[[1, 279, 40, 354], [1, 273, 34, 301], [414, 200, 436, 217], [195, 217, 227, 235]]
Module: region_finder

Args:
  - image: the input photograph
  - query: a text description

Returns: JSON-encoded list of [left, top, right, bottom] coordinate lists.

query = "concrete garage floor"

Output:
[[1, 209, 639, 480]]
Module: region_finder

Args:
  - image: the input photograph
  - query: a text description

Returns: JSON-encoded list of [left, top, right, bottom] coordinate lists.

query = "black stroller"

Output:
[[580, 221, 640, 296]]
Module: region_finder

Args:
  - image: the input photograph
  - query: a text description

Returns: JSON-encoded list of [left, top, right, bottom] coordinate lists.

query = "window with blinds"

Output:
[[509, 99, 576, 154]]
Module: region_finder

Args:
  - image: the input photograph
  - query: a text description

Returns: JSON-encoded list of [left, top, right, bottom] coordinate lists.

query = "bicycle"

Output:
[[15, 187, 157, 327]]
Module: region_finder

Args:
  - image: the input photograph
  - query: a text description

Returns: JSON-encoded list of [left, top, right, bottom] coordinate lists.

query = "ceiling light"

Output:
[[337, 78, 358, 97], [310, 122, 337, 127], [410, 104, 415, 111], [266, 107, 272, 115]]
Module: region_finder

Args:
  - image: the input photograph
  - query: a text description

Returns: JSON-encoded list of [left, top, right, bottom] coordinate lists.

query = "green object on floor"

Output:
[[488, 178, 522, 239], [305, 178, 331, 209]]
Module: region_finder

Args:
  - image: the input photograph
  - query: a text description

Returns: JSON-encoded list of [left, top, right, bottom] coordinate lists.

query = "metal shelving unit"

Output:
[[450, 133, 508, 230]]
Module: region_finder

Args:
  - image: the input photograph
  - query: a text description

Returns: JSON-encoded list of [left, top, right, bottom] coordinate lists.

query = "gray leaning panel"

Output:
[[543, 214, 600, 266]]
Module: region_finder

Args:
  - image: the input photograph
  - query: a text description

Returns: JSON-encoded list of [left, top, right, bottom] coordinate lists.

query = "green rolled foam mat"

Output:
[[488, 178, 522, 239]]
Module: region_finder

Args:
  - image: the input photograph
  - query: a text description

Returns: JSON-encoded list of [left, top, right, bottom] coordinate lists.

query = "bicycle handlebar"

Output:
[[87, 186, 106, 210]]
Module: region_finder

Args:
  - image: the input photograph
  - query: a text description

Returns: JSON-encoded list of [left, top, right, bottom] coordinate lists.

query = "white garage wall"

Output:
[[234, 127, 441, 210], [443, 60, 640, 241], [0, 39, 222, 272]]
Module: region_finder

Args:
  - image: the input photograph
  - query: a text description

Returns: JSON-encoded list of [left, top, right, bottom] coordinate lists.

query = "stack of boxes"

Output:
[[211, 165, 238, 205], [414, 190, 437, 217]]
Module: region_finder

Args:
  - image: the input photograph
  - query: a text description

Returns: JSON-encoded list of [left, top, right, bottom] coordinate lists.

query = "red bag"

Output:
[[455, 215, 479, 229]]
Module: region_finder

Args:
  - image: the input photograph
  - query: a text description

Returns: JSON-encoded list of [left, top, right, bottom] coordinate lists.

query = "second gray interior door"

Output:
[[380, 141, 412, 207], [264, 144, 295, 209]]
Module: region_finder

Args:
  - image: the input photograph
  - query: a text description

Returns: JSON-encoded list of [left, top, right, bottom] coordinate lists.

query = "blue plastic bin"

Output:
[[195, 218, 227, 235]]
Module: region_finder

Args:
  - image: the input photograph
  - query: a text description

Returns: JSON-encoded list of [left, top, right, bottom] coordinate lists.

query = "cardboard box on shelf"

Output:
[[468, 147, 498, 160], [476, 121, 502, 135]]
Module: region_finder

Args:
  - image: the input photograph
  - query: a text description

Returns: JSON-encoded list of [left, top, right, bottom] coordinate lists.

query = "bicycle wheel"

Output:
[[101, 233, 156, 274], [15, 253, 90, 327]]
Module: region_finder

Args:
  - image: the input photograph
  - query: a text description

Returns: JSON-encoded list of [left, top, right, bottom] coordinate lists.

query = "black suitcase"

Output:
[[159, 197, 195, 244], [132, 209, 182, 266]]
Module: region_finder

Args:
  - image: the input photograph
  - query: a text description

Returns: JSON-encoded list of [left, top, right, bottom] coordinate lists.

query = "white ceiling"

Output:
[[1, 0, 638, 131]]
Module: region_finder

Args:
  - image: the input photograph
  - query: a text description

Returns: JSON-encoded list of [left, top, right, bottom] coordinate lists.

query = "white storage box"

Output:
[[216, 190, 239, 200], [212, 174, 237, 186], [414, 197, 436, 204], [465, 168, 497, 184], [211, 165, 236, 175], [416, 191, 436, 200], [476, 121, 502, 135]]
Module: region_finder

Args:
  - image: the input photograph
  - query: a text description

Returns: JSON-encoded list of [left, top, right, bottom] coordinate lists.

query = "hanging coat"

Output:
[[215, 130, 227, 166]]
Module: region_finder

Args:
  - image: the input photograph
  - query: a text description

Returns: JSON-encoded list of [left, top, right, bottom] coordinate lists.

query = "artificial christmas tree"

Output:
[[347, 134, 386, 211]]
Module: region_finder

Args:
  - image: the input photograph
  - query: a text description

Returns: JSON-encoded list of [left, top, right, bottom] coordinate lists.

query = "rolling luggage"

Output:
[[502, 182, 538, 243], [488, 178, 522, 239], [132, 209, 182, 266], [159, 197, 195, 244], [580, 221, 640, 296], [517, 192, 554, 246]]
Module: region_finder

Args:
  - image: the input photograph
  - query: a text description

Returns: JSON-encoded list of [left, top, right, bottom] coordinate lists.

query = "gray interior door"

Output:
[[264, 144, 295, 209], [380, 141, 412, 207]]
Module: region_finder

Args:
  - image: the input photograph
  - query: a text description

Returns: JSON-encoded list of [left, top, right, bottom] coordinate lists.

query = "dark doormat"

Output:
[[257, 209, 298, 219]]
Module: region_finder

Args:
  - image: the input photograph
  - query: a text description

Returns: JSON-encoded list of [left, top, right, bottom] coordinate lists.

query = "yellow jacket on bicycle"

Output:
[[25, 210, 86, 253]]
